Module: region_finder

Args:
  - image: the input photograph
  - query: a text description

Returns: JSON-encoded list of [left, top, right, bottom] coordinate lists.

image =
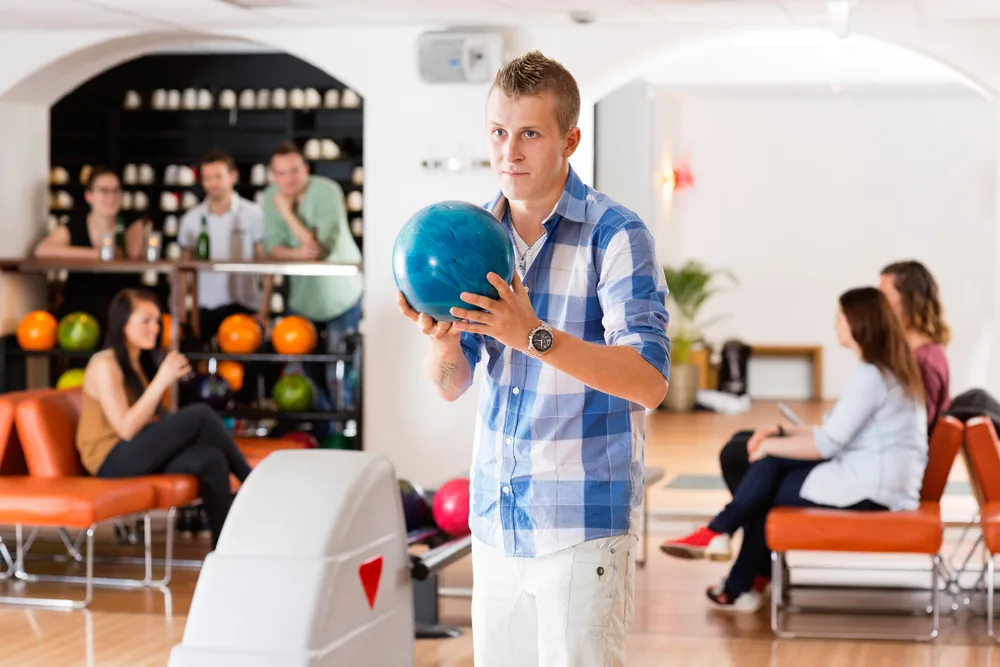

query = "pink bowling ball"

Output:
[[432, 478, 471, 537]]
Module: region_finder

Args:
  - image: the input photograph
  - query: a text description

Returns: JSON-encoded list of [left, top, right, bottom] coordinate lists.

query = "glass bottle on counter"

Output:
[[114, 214, 126, 256], [196, 216, 211, 260]]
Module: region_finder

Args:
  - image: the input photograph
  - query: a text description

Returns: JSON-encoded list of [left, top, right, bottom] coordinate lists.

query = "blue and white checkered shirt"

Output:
[[461, 165, 671, 558]]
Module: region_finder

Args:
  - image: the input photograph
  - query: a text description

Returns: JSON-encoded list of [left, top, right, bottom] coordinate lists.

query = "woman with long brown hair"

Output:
[[77, 288, 253, 548], [659, 287, 929, 611], [879, 260, 951, 427]]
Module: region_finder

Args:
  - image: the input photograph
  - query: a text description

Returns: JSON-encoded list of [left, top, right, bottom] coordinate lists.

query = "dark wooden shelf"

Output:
[[185, 351, 357, 363], [219, 407, 357, 421]]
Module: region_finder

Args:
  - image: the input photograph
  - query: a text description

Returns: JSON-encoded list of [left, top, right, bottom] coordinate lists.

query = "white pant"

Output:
[[470, 533, 637, 667]]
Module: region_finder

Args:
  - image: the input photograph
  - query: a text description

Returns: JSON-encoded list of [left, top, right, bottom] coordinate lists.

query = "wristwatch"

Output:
[[525, 321, 554, 358]]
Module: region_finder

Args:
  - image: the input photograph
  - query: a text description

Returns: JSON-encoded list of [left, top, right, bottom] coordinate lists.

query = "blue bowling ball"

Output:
[[393, 201, 515, 323]]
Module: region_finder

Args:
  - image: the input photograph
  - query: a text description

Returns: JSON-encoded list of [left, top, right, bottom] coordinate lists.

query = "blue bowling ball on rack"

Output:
[[392, 201, 515, 323]]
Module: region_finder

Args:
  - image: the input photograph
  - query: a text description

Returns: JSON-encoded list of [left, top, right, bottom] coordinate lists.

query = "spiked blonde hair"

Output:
[[491, 50, 581, 133]]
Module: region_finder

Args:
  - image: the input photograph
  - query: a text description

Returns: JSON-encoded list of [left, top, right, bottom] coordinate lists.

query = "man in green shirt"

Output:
[[261, 141, 364, 412]]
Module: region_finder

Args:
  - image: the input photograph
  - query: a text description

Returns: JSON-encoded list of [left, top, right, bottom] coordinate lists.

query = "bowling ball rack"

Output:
[[0, 258, 366, 451], [407, 526, 472, 640]]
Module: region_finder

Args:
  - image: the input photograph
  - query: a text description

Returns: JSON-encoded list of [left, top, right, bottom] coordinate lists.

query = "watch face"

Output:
[[531, 328, 554, 352]]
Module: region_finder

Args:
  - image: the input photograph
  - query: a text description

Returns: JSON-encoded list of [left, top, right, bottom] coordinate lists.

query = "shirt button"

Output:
[[512, 387, 520, 395], [505, 437, 512, 445], [502, 486, 511, 494]]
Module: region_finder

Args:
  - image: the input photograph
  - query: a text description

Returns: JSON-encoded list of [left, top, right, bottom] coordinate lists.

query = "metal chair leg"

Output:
[[989, 554, 996, 640], [771, 551, 940, 641], [0, 524, 96, 610]]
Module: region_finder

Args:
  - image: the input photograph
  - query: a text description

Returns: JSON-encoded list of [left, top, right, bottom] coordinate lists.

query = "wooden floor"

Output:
[[0, 400, 996, 666]]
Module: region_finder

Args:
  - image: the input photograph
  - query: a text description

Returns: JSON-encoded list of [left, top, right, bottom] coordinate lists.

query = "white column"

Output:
[[987, 105, 1000, 395]]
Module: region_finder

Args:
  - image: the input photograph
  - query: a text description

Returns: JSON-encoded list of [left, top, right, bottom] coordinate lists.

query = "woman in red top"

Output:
[[878, 260, 951, 428]]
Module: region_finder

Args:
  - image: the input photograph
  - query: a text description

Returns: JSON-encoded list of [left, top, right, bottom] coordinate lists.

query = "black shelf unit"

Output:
[[48, 53, 365, 262], [5, 51, 368, 451]]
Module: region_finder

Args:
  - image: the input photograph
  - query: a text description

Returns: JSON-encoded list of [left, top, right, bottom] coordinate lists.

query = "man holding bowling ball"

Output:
[[398, 50, 671, 667]]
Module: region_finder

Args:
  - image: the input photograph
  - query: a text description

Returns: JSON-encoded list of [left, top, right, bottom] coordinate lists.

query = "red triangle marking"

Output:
[[358, 556, 383, 610]]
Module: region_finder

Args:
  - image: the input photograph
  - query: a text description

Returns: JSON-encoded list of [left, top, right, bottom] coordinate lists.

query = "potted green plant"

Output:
[[661, 260, 737, 412]]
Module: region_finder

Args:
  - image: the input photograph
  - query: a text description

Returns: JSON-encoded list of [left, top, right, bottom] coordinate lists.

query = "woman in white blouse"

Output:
[[660, 286, 928, 612]]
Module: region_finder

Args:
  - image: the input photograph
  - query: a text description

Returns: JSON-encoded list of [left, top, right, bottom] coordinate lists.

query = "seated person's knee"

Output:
[[720, 435, 749, 469], [183, 402, 221, 423]]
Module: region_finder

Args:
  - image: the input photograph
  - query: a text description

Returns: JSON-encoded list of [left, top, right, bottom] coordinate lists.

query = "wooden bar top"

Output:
[[0, 258, 363, 276]]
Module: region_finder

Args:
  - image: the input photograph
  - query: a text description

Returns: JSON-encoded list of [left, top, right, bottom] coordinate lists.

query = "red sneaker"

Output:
[[660, 527, 732, 561]]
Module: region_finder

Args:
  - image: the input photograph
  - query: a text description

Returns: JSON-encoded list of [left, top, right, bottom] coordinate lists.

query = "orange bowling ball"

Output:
[[217, 361, 244, 392], [217, 314, 262, 354], [16, 311, 57, 351], [272, 316, 317, 355]]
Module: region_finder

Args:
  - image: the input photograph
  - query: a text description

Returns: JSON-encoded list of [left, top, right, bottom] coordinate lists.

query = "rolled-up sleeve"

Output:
[[812, 364, 885, 458], [460, 331, 484, 376], [597, 220, 671, 382]]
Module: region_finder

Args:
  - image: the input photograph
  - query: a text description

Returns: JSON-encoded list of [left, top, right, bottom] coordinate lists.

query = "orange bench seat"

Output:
[[767, 503, 943, 555], [0, 477, 155, 528], [763, 415, 964, 642]]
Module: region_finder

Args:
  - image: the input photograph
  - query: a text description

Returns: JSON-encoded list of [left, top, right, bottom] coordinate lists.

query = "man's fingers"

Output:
[[397, 293, 419, 322]]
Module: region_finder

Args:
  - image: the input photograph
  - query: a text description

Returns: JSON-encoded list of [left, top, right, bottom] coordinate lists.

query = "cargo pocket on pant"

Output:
[[567, 548, 618, 628], [623, 547, 636, 632]]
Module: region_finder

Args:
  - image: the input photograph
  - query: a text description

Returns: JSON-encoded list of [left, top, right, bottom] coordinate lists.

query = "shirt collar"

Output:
[[487, 164, 589, 229], [201, 194, 242, 217]]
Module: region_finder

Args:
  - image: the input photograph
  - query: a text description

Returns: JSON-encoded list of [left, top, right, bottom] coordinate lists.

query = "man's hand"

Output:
[[273, 192, 295, 220], [398, 292, 461, 346], [294, 236, 324, 260], [450, 271, 539, 353]]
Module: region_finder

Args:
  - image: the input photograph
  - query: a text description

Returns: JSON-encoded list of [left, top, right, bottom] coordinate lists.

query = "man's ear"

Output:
[[563, 126, 582, 158]]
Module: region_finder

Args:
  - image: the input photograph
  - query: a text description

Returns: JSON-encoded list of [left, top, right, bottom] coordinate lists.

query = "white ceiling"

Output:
[[0, 0, 996, 30]]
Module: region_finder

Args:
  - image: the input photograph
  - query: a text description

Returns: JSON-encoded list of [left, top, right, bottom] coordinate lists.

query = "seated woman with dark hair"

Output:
[[76, 288, 252, 548], [660, 287, 929, 612]]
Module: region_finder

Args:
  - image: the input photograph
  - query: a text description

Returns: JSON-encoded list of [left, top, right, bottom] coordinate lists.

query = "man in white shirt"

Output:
[[178, 150, 272, 340]]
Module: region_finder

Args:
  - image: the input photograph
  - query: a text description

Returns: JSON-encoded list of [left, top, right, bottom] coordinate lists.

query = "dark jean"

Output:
[[719, 430, 753, 495], [97, 404, 253, 548], [708, 455, 887, 597]]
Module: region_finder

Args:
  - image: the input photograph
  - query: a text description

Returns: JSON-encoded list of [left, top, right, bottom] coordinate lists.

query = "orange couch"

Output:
[[766, 415, 964, 641]]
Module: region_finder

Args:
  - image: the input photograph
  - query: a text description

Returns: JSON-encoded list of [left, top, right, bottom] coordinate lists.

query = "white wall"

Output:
[[647, 85, 995, 399], [0, 101, 51, 333]]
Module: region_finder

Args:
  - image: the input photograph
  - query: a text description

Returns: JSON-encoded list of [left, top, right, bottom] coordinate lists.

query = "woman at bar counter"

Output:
[[34, 166, 146, 337]]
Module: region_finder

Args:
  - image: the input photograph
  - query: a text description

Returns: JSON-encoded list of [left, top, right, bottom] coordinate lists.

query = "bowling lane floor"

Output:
[[0, 400, 991, 666]]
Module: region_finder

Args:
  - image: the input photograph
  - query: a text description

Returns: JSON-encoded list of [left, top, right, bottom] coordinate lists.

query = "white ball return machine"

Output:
[[167, 449, 471, 667]]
